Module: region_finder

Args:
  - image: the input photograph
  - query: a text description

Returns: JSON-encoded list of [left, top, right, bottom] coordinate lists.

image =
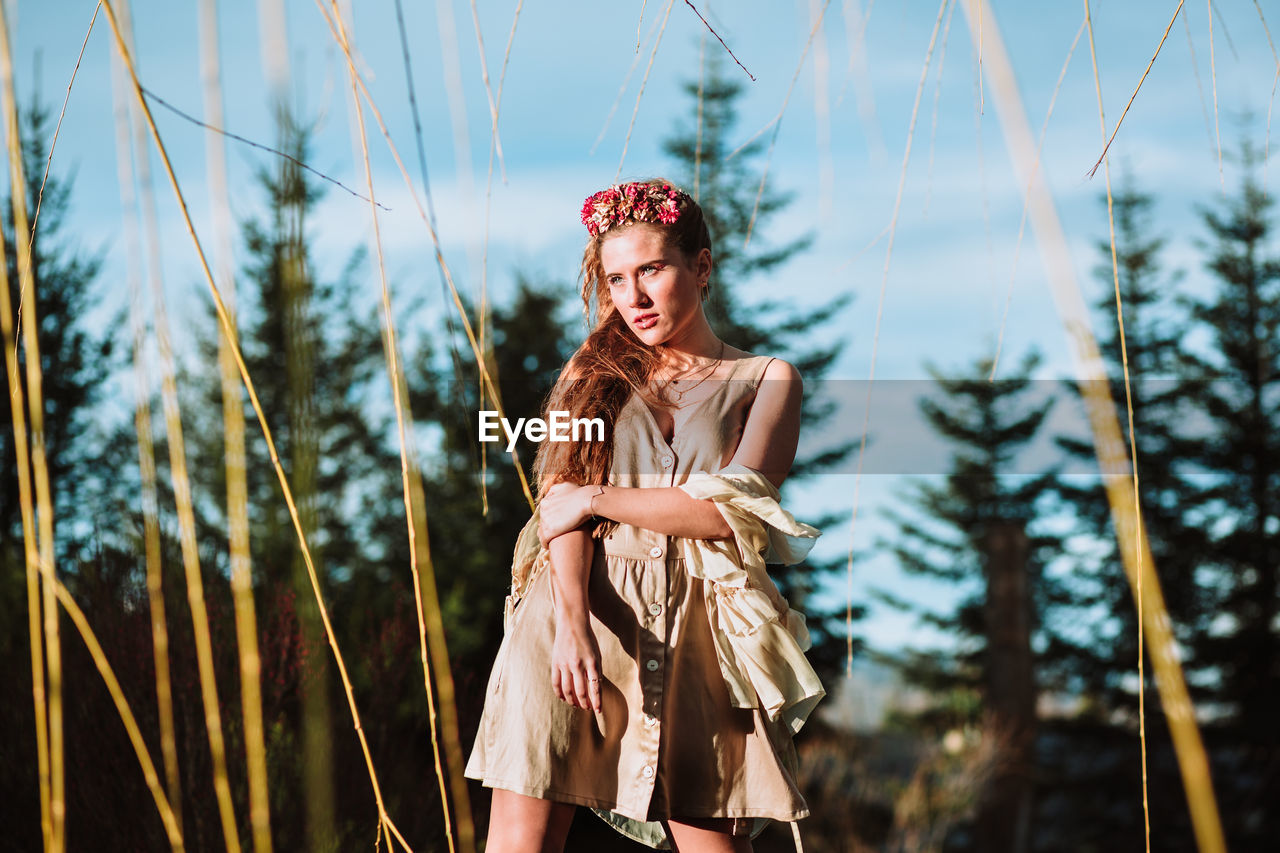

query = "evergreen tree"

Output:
[[662, 51, 859, 679], [0, 97, 113, 565], [183, 113, 412, 851], [1050, 178, 1215, 717], [1176, 141, 1280, 846], [873, 349, 1067, 849]]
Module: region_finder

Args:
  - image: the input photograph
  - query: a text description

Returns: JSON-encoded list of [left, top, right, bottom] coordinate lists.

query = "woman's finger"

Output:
[[585, 658, 603, 713], [551, 666, 566, 704], [571, 663, 590, 710]]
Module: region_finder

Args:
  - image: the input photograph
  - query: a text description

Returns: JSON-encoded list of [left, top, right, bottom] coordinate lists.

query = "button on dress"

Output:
[[465, 354, 823, 848]]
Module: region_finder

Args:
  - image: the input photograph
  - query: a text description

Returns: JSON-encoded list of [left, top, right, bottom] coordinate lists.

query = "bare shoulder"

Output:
[[760, 356, 802, 385]]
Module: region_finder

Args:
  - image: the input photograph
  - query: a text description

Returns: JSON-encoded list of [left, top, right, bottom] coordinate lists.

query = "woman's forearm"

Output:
[[547, 527, 594, 624], [591, 485, 732, 540]]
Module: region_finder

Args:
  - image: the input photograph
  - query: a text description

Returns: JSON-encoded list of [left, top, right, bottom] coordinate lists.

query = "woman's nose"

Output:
[[625, 279, 651, 307]]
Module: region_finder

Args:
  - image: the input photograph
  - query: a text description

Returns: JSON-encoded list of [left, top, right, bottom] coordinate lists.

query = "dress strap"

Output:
[[737, 355, 777, 391]]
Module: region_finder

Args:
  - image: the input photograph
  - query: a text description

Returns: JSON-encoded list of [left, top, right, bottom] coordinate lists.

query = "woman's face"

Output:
[[600, 224, 709, 349]]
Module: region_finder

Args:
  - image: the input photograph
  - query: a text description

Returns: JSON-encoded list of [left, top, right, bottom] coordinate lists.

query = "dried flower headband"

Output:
[[580, 181, 688, 238]]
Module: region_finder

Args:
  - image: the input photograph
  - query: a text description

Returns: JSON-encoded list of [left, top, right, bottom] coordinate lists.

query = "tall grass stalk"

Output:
[[99, 2, 413, 847], [958, 3, 1225, 851], [0, 78, 51, 853], [111, 2, 243, 848], [108, 21, 184, 837], [323, 5, 477, 848], [0, 4, 65, 847], [309, 0, 536, 513], [198, 0, 272, 849]]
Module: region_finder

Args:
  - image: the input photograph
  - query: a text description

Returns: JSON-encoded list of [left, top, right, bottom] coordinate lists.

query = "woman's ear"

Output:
[[697, 247, 713, 282]]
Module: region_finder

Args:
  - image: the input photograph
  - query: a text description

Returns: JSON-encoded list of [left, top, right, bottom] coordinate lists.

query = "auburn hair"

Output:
[[532, 178, 713, 508]]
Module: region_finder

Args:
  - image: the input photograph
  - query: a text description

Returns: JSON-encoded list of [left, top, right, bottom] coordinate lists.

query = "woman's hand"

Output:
[[551, 616, 603, 712], [537, 482, 594, 546]]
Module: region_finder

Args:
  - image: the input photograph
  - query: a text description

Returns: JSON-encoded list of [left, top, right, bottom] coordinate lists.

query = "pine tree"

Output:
[[183, 112, 411, 851], [873, 348, 1067, 849], [1176, 140, 1280, 846], [662, 50, 859, 679], [1050, 178, 1215, 717], [0, 97, 113, 565]]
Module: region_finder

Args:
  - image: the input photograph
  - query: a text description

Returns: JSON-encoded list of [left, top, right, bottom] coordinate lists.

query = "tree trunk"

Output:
[[977, 521, 1036, 853]]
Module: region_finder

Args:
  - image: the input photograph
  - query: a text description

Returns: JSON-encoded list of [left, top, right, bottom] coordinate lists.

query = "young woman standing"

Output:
[[466, 179, 824, 852]]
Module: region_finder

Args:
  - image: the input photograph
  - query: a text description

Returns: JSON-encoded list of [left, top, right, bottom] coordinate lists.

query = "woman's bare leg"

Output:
[[664, 818, 752, 853], [486, 789, 576, 853]]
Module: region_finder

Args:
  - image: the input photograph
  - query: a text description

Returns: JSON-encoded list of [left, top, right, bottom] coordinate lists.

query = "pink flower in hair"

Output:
[[580, 181, 689, 237]]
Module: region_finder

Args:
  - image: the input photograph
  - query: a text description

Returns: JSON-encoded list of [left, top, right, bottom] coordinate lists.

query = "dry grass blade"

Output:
[[108, 25, 184, 836], [1252, 0, 1279, 197], [591, 18, 654, 157], [1207, 0, 1222, 191], [837, 0, 887, 162], [1084, 4, 1150, 849], [317, 4, 483, 849], [51, 577, 184, 850], [616, 0, 676, 181], [113, 2, 242, 848], [959, 4, 1226, 851], [467, 0, 508, 184], [683, 1, 755, 81], [811, 0, 835, 219], [139, 85, 388, 209], [309, 0, 536, 514], [989, 14, 1084, 380], [334, 7, 463, 849], [845, 0, 949, 677], [99, 2, 413, 849], [1181, 5, 1217, 162], [198, 1, 272, 849], [27, 2, 98, 262], [1086, 1, 1184, 178], [637, 0, 648, 52], [0, 105, 51, 853], [923, 0, 956, 218], [742, 0, 833, 250], [0, 5, 65, 847]]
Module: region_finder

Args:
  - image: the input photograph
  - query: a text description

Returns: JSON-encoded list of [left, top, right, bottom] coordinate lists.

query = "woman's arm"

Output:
[[537, 359, 803, 543], [546, 528, 602, 712]]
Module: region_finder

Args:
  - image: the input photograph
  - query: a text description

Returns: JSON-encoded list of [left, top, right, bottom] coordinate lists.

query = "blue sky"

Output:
[[10, 1, 1278, 673]]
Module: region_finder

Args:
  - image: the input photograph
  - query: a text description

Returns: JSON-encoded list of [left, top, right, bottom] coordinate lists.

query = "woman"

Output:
[[465, 179, 824, 852]]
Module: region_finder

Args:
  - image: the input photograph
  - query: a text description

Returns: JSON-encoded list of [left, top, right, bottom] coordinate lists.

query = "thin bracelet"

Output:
[[589, 485, 606, 521]]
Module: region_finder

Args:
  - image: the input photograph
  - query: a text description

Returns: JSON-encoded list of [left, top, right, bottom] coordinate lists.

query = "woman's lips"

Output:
[[634, 313, 658, 329]]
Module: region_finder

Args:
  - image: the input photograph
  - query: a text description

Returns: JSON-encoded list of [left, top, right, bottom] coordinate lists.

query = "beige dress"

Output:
[[464, 354, 824, 848]]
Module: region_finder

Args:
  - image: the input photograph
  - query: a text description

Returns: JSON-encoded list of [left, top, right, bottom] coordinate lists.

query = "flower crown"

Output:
[[580, 181, 687, 238]]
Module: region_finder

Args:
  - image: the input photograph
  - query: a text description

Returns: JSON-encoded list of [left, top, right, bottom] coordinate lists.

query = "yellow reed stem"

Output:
[[49, 577, 185, 850], [742, 0, 833, 250], [97, 3, 412, 848], [324, 5, 476, 849], [1086, 0, 1184, 178], [1083, 4, 1150, 849], [7, 6, 98, 835], [958, 4, 1226, 851], [198, 1, 271, 849], [845, 0, 949, 678], [0, 5, 64, 847], [922, 0, 956, 219], [309, 0, 536, 513], [466, 0, 507, 184], [591, 25, 650, 157], [810, 0, 835, 220], [616, 0, 676, 181], [1207, 0, 1222, 192], [989, 14, 1085, 380], [108, 47, 184, 833], [0, 102, 50, 853], [110, 3, 242, 849]]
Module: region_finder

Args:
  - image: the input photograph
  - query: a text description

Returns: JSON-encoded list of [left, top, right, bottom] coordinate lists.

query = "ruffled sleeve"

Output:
[[678, 464, 825, 734]]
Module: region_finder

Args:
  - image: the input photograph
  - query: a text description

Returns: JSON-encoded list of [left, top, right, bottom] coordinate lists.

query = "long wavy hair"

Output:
[[532, 178, 713, 504]]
